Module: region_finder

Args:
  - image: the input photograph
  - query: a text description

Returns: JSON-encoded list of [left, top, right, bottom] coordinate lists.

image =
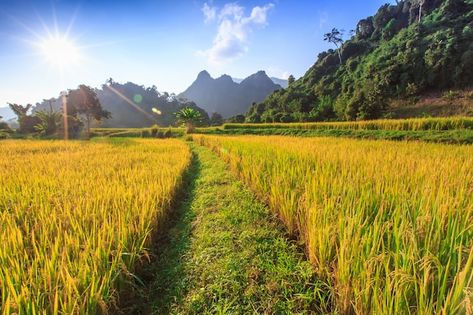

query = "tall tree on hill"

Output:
[[67, 85, 111, 138], [324, 28, 345, 64], [412, 0, 426, 22], [288, 75, 295, 86]]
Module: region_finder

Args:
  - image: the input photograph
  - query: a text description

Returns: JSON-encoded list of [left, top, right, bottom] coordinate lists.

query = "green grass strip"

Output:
[[135, 144, 329, 314]]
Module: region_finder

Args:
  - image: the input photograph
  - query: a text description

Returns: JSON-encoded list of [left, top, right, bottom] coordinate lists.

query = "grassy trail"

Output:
[[131, 144, 328, 314]]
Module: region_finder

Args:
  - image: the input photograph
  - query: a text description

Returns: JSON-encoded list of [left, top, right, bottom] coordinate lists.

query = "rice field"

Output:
[[194, 135, 473, 314], [223, 116, 473, 131], [0, 138, 191, 313]]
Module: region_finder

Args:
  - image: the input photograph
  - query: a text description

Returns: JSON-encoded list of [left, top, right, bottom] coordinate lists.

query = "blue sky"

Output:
[[0, 0, 392, 108]]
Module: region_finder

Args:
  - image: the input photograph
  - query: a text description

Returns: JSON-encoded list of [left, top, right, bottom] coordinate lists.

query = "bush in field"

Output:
[[210, 112, 224, 126], [442, 90, 461, 101], [164, 129, 172, 138], [176, 107, 202, 134], [151, 127, 158, 137]]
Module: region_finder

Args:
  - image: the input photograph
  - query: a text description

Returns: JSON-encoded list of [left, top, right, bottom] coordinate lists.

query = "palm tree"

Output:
[[175, 107, 202, 133], [34, 110, 62, 136]]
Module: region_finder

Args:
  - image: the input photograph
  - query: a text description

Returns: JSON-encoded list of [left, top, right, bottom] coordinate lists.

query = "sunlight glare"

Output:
[[39, 35, 81, 69]]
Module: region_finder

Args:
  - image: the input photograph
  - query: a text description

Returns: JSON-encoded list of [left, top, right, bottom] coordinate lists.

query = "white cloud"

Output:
[[319, 11, 328, 30], [219, 3, 244, 21], [267, 66, 290, 79], [199, 2, 274, 65], [202, 3, 217, 23]]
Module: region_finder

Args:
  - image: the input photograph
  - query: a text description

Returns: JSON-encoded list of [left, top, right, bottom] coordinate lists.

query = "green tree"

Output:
[[324, 28, 344, 64], [230, 114, 246, 123], [0, 116, 10, 131], [8, 103, 41, 134], [288, 75, 295, 86], [34, 110, 62, 136], [210, 112, 224, 126], [67, 85, 111, 137], [175, 107, 202, 133]]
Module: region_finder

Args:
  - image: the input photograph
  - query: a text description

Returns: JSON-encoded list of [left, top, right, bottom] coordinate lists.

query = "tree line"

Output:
[[7, 85, 111, 139], [0, 82, 227, 139]]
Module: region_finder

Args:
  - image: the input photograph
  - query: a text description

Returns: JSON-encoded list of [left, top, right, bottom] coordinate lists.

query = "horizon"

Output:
[[0, 0, 393, 108]]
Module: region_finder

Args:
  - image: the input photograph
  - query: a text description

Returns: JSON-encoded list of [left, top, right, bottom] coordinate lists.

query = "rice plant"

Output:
[[0, 138, 191, 313], [223, 117, 473, 131], [195, 135, 473, 314]]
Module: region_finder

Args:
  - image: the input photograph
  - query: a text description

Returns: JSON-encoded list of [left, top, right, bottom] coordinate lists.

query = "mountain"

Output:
[[233, 76, 288, 88], [247, 0, 473, 123], [270, 77, 289, 89], [33, 81, 209, 128], [179, 70, 282, 118], [0, 107, 14, 121]]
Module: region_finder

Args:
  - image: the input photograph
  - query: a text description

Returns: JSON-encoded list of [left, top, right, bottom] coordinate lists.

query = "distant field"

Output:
[[0, 138, 191, 313], [87, 117, 473, 144], [222, 117, 473, 131], [193, 117, 473, 144], [91, 127, 184, 138], [195, 135, 473, 314]]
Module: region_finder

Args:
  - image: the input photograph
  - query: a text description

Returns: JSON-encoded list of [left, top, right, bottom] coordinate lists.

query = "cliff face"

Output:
[[179, 70, 281, 118], [247, 0, 473, 123]]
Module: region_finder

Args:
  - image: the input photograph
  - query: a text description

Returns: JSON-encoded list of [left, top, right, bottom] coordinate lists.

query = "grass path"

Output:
[[128, 144, 328, 314]]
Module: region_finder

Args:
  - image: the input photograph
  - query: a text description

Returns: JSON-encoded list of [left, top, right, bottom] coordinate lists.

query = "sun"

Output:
[[39, 34, 81, 69]]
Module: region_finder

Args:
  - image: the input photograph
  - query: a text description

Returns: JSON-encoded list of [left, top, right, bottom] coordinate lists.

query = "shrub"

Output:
[[406, 83, 419, 96], [382, 112, 396, 119], [141, 130, 150, 138], [151, 127, 158, 137], [0, 122, 10, 131], [442, 90, 461, 101]]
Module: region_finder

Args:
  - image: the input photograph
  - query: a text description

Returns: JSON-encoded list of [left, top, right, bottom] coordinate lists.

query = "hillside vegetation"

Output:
[[247, 0, 473, 122], [33, 81, 209, 128]]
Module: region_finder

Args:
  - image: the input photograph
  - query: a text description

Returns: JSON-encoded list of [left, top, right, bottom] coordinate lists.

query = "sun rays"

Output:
[[38, 34, 81, 70]]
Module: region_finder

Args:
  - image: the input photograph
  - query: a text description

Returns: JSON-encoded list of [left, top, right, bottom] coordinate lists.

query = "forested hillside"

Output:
[[247, 0, 473, 122], [34, 80, 209, 128]]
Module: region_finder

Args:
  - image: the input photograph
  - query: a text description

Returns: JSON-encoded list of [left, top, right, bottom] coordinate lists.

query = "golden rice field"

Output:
[[194, 135, 473, 314], [0, 138, 190, 314], [223, 116, 473, 131]]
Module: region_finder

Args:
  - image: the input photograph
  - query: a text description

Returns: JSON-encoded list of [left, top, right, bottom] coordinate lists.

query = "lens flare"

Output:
[[133, 94, 143, 103]]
